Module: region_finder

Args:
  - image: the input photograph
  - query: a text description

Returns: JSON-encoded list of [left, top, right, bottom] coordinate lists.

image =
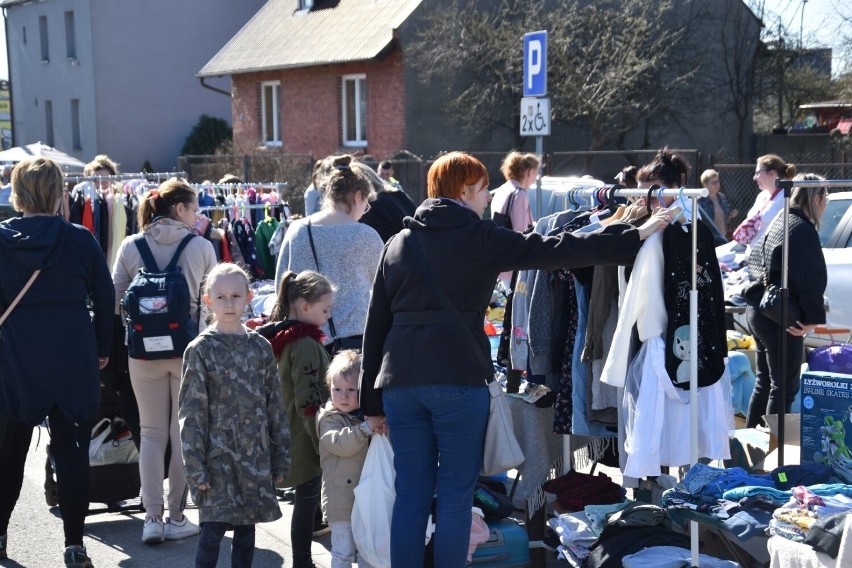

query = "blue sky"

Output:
[[758, 0, 849, 73]]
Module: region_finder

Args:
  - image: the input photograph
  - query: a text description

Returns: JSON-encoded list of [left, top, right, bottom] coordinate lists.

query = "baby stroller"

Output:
[[44, 383, 143, 515]]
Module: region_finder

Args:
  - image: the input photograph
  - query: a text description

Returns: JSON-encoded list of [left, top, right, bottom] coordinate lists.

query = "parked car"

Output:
[[812, 191, 852, 347]]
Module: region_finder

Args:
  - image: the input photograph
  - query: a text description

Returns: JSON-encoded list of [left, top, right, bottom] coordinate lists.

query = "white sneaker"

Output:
[[164, 516, 200, 540], [142, 517, 165, 544]]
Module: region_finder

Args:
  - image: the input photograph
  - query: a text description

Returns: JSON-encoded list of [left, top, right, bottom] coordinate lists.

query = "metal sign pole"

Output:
[[535, 135, 543, 220]]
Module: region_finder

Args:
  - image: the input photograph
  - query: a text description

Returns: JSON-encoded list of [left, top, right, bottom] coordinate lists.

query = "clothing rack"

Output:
[[199, 203, 282, 212], [190, 182, 288, 191], [772, 178, 852, 466], [64, 172, 187, 183], [553, 184, 707, 567]]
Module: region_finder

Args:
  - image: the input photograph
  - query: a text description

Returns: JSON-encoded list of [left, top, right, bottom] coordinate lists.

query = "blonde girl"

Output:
[[179, 263, 289, 568], [257, 270, 334, 568]]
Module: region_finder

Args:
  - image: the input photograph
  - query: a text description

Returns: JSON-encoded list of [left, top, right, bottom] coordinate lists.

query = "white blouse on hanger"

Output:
[[601, 225, 732, 477], [600, 230, 666, 388]]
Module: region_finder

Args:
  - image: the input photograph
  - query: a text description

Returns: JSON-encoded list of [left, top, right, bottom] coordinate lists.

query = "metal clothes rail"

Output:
[[555, 185, 707, 567], [64, 172, 186, 183], [772, 178, 852, 466]]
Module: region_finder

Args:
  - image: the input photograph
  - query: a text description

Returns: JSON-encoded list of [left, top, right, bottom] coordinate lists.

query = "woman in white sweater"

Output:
[[275, 155, 383, 353]]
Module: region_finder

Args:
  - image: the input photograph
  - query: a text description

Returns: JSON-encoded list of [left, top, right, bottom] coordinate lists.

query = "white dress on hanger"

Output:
[[602, 222, 732, 478]]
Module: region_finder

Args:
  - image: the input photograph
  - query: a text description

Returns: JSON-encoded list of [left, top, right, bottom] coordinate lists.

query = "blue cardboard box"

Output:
[[800, 371, 852, 482]]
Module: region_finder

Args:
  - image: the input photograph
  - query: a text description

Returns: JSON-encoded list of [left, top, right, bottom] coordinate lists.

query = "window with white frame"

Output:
[[260, 81, 281, 147], [342, 74, 367, 147]]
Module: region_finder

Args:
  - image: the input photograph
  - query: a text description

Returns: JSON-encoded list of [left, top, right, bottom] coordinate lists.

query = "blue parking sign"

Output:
[[523, 31, 547, 97]]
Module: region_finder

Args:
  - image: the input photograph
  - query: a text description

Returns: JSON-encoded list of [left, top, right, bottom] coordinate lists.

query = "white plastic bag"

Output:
[[351, 434, 394, 568], [89, 418, 139, 466]]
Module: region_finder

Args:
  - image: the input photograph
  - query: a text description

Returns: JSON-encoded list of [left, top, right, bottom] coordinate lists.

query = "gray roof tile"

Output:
[[198, 0, 423, 77]]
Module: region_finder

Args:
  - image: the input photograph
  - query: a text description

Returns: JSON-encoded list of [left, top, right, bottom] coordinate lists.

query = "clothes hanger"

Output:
[[645, 184, 660, 215]]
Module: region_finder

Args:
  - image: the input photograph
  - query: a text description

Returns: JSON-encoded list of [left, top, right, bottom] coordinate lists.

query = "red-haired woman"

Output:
[[359, 151, 673, 567]]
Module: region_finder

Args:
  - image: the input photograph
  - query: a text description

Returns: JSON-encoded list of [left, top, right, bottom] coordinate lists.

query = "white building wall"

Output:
[[6, 0, 265, 172]]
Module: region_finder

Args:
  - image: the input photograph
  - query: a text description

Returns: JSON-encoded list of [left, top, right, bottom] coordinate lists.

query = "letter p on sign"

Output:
[[523, 31, 547, 97]]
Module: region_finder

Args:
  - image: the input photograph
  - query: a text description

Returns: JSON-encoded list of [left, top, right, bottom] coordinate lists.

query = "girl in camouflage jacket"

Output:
[[179, 263, 289, 567]]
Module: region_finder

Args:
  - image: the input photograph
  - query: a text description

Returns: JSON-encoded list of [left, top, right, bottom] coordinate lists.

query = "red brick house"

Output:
[[198, 0, 422, 160], [200, 0, 764, 172]]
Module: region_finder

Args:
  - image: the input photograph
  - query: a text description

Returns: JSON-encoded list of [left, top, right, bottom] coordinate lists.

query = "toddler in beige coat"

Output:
[[316, 350, 386, 568]]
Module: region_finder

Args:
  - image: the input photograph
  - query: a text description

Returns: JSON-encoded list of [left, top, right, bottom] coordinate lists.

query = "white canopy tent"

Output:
[[0, 142, 86, 171]]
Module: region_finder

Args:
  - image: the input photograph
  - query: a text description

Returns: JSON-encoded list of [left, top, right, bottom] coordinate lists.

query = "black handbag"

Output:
[[757, 235, 800, 327], [491, 188, 518, 230]]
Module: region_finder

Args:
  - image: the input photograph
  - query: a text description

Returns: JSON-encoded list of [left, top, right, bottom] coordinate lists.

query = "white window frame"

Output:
[[341, 74, 367, 148], [260, 81, 281, 147]]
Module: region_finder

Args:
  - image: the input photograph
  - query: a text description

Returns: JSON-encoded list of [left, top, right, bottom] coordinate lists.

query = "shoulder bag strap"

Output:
[[504, 188, 519, 216], [166, 234, 202, 327], [165, 234, 197, 272], [132, 234, 160, 272], [306, 220, 338, 340], [404, 229, 492, 374], [0, 269, 42, 327]]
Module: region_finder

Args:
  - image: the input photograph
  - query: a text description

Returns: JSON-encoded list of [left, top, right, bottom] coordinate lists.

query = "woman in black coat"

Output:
[[355, 161, 417, 242], [359, 151, 672, 567], [745, 174, 828, 428], [0, 158, 114, 567]]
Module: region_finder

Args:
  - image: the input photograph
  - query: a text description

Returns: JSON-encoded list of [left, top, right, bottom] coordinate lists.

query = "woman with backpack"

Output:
[[112, 178, 217, 544]]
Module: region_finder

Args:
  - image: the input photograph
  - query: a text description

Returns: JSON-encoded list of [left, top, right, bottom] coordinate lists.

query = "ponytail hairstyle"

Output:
[[319, 155, 374, 214], [636, 147, 690, 188], [791, 173, 827, 229], [501, 151, 540, 183], [137, 177, 198, 230], [757, 154, 797, 180], [271, 270, 335, 321]]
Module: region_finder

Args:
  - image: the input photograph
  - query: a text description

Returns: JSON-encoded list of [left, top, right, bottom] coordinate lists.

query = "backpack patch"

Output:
[[121, 234, 199, 360]]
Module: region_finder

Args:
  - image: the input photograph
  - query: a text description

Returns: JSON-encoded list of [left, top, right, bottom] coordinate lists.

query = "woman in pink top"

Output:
[[490, 151, 539, 289]]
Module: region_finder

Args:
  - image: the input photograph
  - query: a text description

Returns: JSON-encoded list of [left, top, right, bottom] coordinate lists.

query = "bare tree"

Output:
[[408, 0, 545, 148], [702, 0, 762, 161], [548, 0, 701, 153], [408, 0, 702, 152]]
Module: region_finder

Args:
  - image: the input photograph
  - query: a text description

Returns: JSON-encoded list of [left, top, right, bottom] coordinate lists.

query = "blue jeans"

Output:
[[383, 383, 489, 568]]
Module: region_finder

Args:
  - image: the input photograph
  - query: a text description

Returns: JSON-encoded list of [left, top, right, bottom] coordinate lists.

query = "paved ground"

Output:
[[0, 427, 333, 568], [2, 427, 628, 567]]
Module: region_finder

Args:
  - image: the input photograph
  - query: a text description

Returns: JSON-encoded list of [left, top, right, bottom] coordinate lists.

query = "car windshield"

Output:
[[819, 198, 851, 247]]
